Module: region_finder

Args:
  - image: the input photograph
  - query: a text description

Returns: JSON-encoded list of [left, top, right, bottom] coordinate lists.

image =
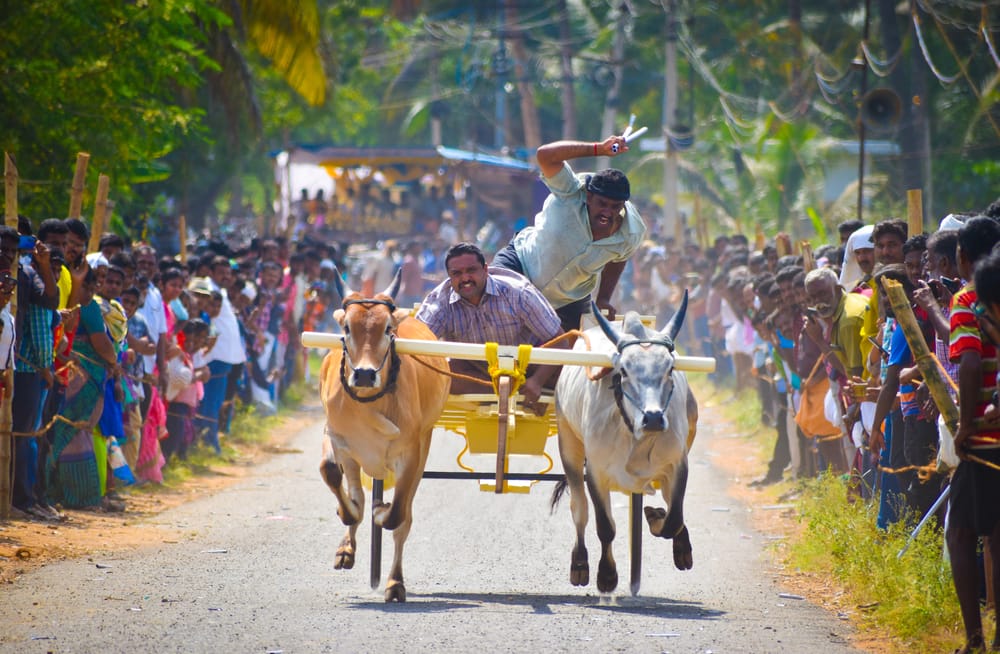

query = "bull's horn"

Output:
[[591, 301, 624, 349], [331, 266, 349, 303], [662, 289, 689, 343], [380, 268, 402, 300]]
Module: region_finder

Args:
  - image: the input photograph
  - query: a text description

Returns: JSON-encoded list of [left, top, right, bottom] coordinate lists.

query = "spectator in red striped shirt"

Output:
[[945, 215, 1000, 654]]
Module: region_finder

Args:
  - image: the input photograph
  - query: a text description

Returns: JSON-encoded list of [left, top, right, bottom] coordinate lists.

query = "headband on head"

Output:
[[585, 172, 630, 201]]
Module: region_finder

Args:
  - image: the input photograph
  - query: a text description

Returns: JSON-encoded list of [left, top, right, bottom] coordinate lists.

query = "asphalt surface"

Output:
[[1, 403, 859, 653]]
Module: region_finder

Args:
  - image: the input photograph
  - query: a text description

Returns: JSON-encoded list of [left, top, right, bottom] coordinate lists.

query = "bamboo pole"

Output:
[[1, 153, 18, 517], [88, 174, 109, 254], [68, 152, 90, 219], [178, 215, 188, 264], [800, 241, 815, 272], [907, 189, 923, 237], [882, 279, 959, 435]]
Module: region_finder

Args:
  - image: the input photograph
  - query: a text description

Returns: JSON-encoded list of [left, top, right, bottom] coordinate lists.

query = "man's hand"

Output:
[[912, 280, 938, 311], [954, 423, 975, 461], [520, 376, 548, 416], [33, 241, 51, 271], [595, 298, 616, 322], [40, 367, 54, 390], [869, 425, 885, 458]]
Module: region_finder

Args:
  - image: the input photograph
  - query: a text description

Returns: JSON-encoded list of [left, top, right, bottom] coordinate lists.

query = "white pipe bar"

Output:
[[301, 332, 716, 373], [624, 125, 648, 143]]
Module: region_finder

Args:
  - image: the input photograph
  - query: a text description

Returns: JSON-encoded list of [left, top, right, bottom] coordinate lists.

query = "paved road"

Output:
[[1, 405, 858, 653]]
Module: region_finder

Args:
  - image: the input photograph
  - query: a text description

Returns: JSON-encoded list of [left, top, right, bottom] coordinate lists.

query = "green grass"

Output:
[[692, 377, 969, 652], [791, 474, 964, 650]]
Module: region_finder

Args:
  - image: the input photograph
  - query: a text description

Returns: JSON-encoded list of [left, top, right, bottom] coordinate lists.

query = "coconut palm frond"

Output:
[[241, 0, 326, 106]]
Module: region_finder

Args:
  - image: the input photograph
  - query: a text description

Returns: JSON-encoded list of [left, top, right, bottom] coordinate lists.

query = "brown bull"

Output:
[[319, 271, 450, 602]]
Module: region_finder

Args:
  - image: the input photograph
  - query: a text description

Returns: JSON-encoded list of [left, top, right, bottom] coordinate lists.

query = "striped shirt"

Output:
[[415, 267, 562, 346], [949, 284, 1000, 447]]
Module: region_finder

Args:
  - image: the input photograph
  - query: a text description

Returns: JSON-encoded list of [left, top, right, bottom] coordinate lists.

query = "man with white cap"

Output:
[[839, 225, 875, 292]]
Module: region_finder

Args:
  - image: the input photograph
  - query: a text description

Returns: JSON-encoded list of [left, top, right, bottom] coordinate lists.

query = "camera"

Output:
[[18, 235, 36, 251]]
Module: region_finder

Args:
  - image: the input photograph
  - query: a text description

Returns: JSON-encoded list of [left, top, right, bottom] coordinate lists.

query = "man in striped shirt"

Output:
[[416, 242, 565, 413], [946, 215, 1000, 654]]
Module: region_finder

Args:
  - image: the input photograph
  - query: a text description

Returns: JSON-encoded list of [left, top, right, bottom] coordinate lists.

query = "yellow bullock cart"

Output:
[[301, 324, 715, 592]]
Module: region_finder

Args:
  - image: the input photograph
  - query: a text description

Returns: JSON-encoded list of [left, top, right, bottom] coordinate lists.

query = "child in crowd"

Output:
[[162, 319, 210, 462]]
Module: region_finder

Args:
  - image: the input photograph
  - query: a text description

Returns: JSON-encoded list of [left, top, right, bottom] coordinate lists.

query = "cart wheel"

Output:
[[370, 478, 383, 590], [629, 492, 643, 596], [495, 376, 510, 494]]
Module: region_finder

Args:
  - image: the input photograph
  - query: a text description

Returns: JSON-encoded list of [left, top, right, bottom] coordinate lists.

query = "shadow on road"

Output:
[[346, 591, 724, 620]]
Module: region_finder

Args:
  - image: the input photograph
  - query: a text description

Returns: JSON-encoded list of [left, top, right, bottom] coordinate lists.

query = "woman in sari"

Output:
[[46, 269, 122, 510]]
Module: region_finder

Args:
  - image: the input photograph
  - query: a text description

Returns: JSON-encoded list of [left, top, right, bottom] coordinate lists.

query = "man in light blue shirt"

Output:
[[492, 134, 646, 332]]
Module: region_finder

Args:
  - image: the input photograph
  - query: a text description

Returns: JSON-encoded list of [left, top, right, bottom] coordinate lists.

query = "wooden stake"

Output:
[[907, 189, 923, 237], [1, 153, 18, 518], [801, 241, 815, 272], [68, 152, 90, 219], [179, 215, 188, 264], [88, 174, 109, 254]]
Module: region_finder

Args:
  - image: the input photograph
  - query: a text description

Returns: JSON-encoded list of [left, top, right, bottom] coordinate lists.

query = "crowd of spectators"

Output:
[[3, 217, 428, 519], [614, 200, 1000, 653]]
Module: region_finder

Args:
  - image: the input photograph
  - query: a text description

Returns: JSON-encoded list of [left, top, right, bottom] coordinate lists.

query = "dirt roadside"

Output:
[[696, 385, 897, 654], [0, 404, 323, 585]]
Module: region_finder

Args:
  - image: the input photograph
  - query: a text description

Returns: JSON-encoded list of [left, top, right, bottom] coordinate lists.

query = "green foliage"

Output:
[[790, 474, 963, 648], [0, 0, 223, 221]]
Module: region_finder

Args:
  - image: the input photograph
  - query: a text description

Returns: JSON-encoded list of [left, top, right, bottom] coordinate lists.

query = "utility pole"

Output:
[[662, 0, 679, 239], [857, 0, 871, 224], [493, 1, 509, 150]]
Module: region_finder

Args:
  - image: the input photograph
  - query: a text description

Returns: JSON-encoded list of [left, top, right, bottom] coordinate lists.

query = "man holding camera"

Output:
[[9, 223, 60, 519]]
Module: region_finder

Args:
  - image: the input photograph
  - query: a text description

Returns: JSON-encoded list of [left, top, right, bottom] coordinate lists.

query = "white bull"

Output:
[[553, 291, 697, 594]]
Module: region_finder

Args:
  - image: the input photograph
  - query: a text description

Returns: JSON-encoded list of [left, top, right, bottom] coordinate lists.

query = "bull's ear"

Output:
[[592, 301, 623, 349], [381, 268, 402, 300], [333, 308, 346, 325], [662, 289, 689, 344], [392, 307, 411, 324]]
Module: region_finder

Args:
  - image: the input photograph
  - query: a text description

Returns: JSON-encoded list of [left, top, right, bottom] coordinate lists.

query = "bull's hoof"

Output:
[[570, 559, 589, 587], [643, 506, 667, 536], [596, 558, 618, 593], [384, 580, 406, 603], [333, 544, 355, 570], [672, 525, 693, 570]]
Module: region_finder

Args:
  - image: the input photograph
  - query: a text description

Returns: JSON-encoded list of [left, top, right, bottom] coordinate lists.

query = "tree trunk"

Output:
[[878, 0, 926, 224], [597, 2, 630, 170], [556, 0, 577, 142], [506, 2, 541, 154], [1, 153, 18, 518]]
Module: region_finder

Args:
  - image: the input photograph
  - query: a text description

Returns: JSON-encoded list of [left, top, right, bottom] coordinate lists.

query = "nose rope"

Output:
[[611, 371, 675, 432], [338, 334, 401, 403]]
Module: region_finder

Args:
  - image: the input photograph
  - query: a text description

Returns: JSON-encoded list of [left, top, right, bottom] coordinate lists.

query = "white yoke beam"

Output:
[[301, 332, 716, 373]]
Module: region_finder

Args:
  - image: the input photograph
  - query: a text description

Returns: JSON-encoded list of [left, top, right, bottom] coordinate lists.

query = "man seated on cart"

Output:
[[416, 242, 566, 415]]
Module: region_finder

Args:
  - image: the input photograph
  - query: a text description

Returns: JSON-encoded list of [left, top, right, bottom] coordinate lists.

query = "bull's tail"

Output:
[[549, 477, 569, 514]]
